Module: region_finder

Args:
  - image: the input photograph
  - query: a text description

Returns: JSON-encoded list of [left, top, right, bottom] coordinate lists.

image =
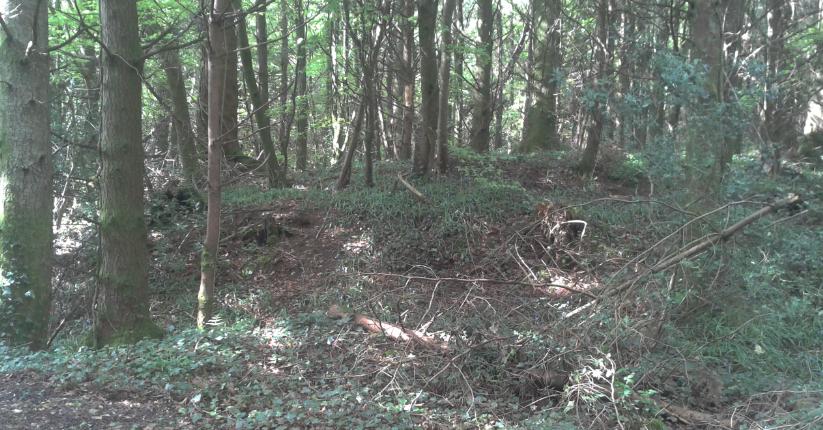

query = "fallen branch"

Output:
[[327, 304, 448, 352], [397, 173, 430, 204], [649, 193, 801, 273], [360, 272, 598, 299]]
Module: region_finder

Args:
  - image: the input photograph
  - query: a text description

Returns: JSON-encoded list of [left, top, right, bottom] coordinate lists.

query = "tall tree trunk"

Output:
[[521, 0, 563, 152], [454, 0, 465, 146], [95, 0, 161, 345], [336, 100, 367, 190], [398, 0, 415, 161], [436, 0, 457, 173], [685, 0, 723, 194], [221, 4, 242, 159], [0, 0, 53, 350], [470, 0, 494, 153], [160, 49, 202, 189], [414, 0, 439, 175], [761, 0, 793, 175], [278, 0, 291, 170], [235, 0, 284, 186], [577, 0, 610, 174], [294, 0, 309, 170], [493, 7, 505, 150], [199, 0, 231, 328]]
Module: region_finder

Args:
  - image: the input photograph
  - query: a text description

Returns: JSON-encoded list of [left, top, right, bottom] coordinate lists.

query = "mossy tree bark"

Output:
[[199, 0, 231, 328], [414, 0, 439, 176], [521, 0, 563, 152], [278, 0, 291, 170], [160, 49, 202, 189], [0, 0, 53, 350], [470, 0, 494, 153], [235, 0, 284, 187], [94, 0, 162, 346]]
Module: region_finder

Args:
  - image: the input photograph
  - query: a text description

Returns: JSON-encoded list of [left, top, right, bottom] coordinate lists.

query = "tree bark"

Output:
[[470, 0, 494, 153], [414, 0, 439, 175], [436, 0, 457, 173], [235, 1, 283, 186], [160, 49, 202, 189], [398, 0, 415, 161], [294, 0, 309, 170], [577, 0, 610, 174], [221, 4, 242, 159], [95, 0, 161, 345], [521, 0, 563, 152], [278, 0, 291, 170], [199, 0, 231, 328], [0, 0, 53, 350]]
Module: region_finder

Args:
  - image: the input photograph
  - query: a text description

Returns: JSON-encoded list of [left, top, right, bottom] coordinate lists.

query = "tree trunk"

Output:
[[199, 0, 231, 328], [0, 0, 53, 350], [470, 0, 494, 153], [521, 0, 563, 152], [221, 5, 242, 159], [95, 0, 161, 345], [685, 0, 723, 195], [398, 0, 415, 161], [235, 0, 284, 186], [294, 0, 309, 170], [336, 100, 367, 190], [160, 49, 202, 189], [414, 0, 439, 176], [454, 0, 465, 146], [761, 0, 793, 175], [577, 0, 610, 174], [436, 0, 457, 173], [278, 0, 291, 170]]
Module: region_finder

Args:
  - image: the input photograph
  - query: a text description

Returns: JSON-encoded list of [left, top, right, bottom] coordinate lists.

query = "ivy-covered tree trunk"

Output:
[[521, 0, 563, 152], [235, 1, 284, 187], [95, 0, 161, 346], [435, 0, 457, 173], [160, 49, 202, 189], [0, 0, 53, 350], [414, 0, 439, 176], [295, 0, 309, 171], [470, 0, 494, 153], [199, 0, 231, 328]]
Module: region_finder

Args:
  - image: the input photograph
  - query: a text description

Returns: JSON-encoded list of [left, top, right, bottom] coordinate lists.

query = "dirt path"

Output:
[[0, 373, 189, 430]]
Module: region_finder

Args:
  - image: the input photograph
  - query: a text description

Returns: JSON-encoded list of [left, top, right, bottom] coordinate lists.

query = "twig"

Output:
[[0, 11, 12, 41]]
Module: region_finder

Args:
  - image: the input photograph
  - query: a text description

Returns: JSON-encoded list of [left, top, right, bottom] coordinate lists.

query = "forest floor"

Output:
[[2, 149, 822, 429]]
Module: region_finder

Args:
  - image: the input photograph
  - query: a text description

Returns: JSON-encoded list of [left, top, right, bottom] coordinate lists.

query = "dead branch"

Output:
[[327, 304, 449, 352], [649, 194, 801, 273], [397, 173, 430, 204], [360, 272, 598, 299]]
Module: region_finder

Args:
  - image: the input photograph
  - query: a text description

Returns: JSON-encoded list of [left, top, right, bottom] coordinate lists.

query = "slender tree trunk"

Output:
[[398, 0, 415, 161], [436, 0, 457, 173], [95, 0, 161, 345], [521, 0, 563, 152], [279, 0, 291, 170], [336, 100, 367, 190], [199, 0, 231, 328], [414, 0, 439, 175], [0, 0, 53, 350], [493, 8, 504, 150], [160, 49, 202, 188], [235, 1, 284, 186], [761, 0, 792, 175], [470, 0, 494, 153], [294, 0, 309, 170], [454, 0, 465, 146]]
